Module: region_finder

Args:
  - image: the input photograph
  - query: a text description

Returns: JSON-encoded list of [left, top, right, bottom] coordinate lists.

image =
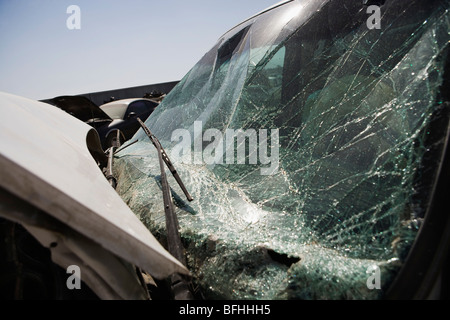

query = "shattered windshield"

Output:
[[114, 0, 450, 299]]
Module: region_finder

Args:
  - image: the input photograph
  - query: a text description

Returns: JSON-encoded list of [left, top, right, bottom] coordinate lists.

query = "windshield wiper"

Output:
[[137, 118, 193, 202], [104, 130, 122, 189], [137, 117, 195, 300]]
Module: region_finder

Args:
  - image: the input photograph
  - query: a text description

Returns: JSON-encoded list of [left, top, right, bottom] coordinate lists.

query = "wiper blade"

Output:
[[137, 117, 194, 300], [137, 117, 193, 202]]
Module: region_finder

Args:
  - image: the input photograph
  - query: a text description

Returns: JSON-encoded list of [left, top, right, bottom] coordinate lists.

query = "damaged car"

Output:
[[112, 0, 450, 299], [1, 0, 450, 301]]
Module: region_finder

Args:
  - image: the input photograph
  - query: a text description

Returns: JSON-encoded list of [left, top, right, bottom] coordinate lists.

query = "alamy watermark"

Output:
[[66, 5, 81, 30], [366, 5, 381, 30], [66, 265, 81, 290], [366, 265, 381, 290], [365, 0, 382, 30], [170, 121, 279, 175]]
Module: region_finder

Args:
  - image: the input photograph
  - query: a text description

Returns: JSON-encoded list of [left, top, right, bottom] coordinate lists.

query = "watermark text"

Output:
[[66, 265, 81, 290], [66, 5, 81, 30], [171, 121, 279, 175]]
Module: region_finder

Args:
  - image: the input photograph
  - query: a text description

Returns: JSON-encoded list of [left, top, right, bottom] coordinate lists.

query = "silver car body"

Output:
[[0, 91, 188, 299]]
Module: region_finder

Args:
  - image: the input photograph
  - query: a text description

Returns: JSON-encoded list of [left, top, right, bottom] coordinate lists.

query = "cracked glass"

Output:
[[114, 0, 450, 299]]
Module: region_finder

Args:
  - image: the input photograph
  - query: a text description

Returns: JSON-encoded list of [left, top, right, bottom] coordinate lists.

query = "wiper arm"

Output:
[[137, 117, 194, 300], [105, 130, 122, 189], [137, 118, 193, 202]]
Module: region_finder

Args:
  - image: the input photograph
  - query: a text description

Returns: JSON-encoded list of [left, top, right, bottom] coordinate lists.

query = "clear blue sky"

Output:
[[0, 0, 279, 100]]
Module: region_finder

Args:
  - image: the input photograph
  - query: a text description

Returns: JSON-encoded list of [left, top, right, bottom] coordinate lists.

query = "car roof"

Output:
[[219, 0, 294, 38]]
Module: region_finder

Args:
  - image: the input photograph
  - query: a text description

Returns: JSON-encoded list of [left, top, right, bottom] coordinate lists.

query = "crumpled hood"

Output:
[[0, 91, 189, 299]]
